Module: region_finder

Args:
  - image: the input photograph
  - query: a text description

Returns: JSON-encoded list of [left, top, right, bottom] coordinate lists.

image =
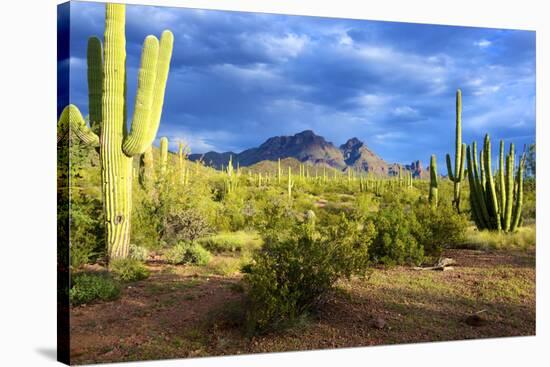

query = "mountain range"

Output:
[[188, 130, 426, 178]]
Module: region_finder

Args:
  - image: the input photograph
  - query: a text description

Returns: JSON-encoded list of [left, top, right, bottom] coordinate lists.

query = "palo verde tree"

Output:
[[57, 3, 174, 260]]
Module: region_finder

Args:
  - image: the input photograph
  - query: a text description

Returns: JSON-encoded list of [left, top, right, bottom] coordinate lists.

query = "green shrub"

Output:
[[244, 215, 373, 333], [70, 272, 120, 306], [128, 244, 149, 261], [414, 202, 468, 256], [163, 208, 212, 244], [109, 259, 150, 282], [165, 242, 211, 266], [368, 201, 424, 265]]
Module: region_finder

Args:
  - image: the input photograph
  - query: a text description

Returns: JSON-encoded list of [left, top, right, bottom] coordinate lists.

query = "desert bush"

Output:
[[128, 244, 149, 261], [414, 202, 468, 256], [165, 241, 211, 265], [163, 208, 212, 244], [70, 272, 120, 306], [110, 259, 150, 282], [61, 135, 105, 268], [244, 214, 373, 333], [368, 201, 424, 265], [198, 231, 262, 254]]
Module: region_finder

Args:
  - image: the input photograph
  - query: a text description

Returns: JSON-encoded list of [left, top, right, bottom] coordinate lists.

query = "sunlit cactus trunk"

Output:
[[446, 89, 466, 212]]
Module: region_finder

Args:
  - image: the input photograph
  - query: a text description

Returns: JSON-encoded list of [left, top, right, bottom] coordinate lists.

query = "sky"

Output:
[[62, 1, 536, 167]]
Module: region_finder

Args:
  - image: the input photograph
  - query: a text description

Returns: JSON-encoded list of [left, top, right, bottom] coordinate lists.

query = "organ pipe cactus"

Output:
[[57, 4, 174, 260], [429, 155, 438, 208], [446, 89, 466, 212], [466, 134, 525, 232]]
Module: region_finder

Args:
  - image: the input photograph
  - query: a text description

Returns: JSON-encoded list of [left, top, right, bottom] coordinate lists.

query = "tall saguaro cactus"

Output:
[[57, 4, 174, 260], [429, 155, 438, 208], [446, 89, 466, 212]]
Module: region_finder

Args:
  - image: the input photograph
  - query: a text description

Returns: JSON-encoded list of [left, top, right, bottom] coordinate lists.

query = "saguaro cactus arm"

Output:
[[87, 36, 103, 133], [121, 36, 159, 156], [57, 104, 99, 146], [122, 31, 174, 157]]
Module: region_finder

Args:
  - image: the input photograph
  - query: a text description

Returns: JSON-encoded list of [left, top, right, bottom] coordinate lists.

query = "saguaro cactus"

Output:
[[288, 166, 295, 200], [139, 145, 154, 188], [159, 137, 169, 176], [429, 155, 438, 208], [57, 4, 174, 260], [446, 89, 466, 212], [278, 158, 282, 185], [466, 134, 525, 232]]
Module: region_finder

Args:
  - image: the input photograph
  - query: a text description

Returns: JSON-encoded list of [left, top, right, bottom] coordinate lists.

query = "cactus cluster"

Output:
[[466, 135, 525, 232], [58, 3, 174, 260]]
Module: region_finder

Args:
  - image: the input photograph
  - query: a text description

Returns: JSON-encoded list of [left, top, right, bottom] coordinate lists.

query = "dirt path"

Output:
[[70, 249, 536, 364]]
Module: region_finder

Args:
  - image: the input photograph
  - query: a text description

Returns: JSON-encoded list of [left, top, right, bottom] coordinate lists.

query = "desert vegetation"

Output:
[[58, 3, 536, 364]]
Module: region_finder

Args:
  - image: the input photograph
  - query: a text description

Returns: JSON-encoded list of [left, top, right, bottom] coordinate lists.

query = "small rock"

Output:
[[465, 314, 487, 327], [370, 317, 386, 329]]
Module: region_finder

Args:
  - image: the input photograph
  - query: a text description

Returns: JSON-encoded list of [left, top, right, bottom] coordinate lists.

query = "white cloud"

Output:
[[392, 106, 420, 118], [354, 93, 392, 108], [474, 39, 492, 48]]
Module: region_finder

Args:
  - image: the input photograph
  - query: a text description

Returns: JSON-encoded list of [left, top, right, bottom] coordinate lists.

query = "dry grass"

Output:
[[461, 224, 535, 251]]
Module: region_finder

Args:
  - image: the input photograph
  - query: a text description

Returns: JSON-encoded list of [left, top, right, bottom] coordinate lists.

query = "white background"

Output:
[[0, 0, 547, 365]]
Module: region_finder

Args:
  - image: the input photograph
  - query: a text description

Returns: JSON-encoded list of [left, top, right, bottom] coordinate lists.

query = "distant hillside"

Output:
[[188, 130, 426, 178]]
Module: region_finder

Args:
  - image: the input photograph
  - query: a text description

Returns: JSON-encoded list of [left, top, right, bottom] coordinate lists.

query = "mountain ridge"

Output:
[[188, 130, 425, 178]]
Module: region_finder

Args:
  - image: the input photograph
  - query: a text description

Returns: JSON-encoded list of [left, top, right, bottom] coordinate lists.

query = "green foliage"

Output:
[[70, 272, 121, 306], [368, 201, 424, 266], [110, 259, 150, 282], [165, 242, 211, 266], [244, 214, 373, 333], [60, 133, 104, 268], [414, 202, 468, 256], [163, 208, 212, 244]]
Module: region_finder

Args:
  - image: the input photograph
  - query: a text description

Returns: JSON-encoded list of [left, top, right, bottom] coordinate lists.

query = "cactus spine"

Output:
[[466, 135, 525, 232], [429, 155, 438, 208], [58, 4, 174, 260], [446, 89, 466, 212]]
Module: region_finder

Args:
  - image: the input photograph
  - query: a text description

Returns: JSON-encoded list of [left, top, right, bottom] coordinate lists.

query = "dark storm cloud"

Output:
[[66, 1, 535, 166]]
